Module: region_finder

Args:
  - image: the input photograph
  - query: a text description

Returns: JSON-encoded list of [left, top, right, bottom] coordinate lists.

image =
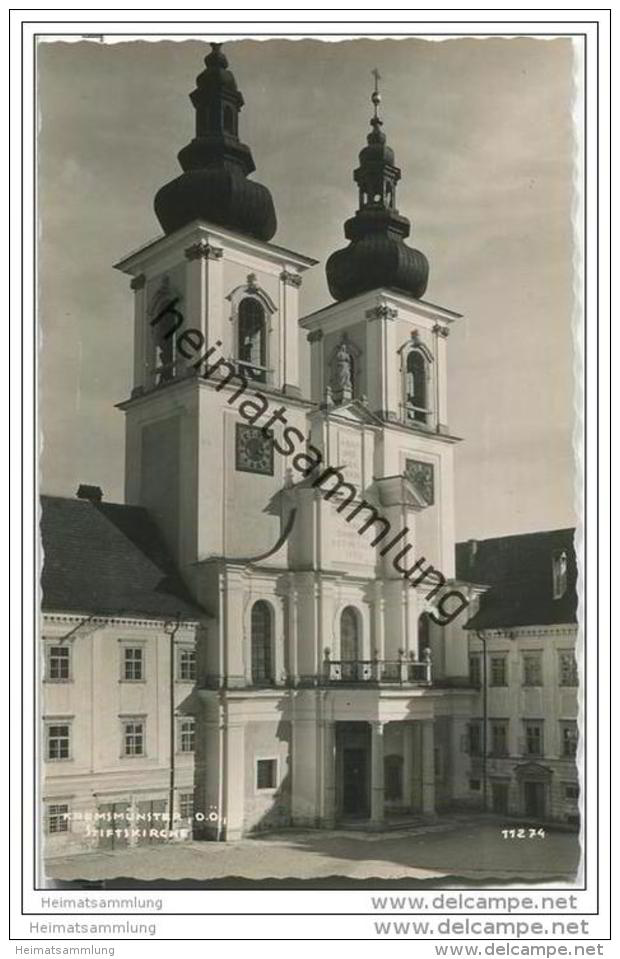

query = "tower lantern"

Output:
[[154, 42, 277, 241], [326, 69, 429, 303]]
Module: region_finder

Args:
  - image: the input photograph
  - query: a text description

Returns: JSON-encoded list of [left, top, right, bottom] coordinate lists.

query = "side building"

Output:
[[456, 529, 580, 825], [40, 489, 204, 857]]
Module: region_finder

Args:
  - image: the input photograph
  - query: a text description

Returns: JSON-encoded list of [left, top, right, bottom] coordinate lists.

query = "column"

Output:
[[286, 576, 299, 686], [402, 722, 414, 812], [421, 719, 436, 815], [321, 719, 336, 827], [370, 721, 385, 826]]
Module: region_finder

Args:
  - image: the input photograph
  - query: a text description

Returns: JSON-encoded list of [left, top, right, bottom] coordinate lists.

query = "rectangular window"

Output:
[[560, 721, 578, 759], [178, 717, 195, 753], [122, 647, 144, 681], [122, 719, 145, 756], [179, 792, 194, 820], [490, 721, 509, 757], [46, 723, 71, 761], [47, 645, 70, 681], [564, 783, 579, 801], [558, 650, 578, 686], [524, 721, 544, 757], [469, 779, 481, 791], [178, 648, 197, 682], [489, 656, 507, 687], [467, 721, 482, 756], [523, 651, 543, 686], [256, 758, 277, 790], [46, 803, 70, 834], [469, 654, 482, 687]]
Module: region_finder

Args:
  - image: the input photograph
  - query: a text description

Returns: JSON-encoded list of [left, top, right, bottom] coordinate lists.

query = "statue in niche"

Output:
[[332, 339, 354, 398]]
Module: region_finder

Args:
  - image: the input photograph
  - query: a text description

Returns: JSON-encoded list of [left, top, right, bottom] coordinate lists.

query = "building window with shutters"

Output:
[[523, 651, 543, 687], [467, 721, 482, 756], [469, 653, 482, 687], [558, 650, 578, 686], [121, 718, 145, 757], [178, 717, 196, 753], [560, 721, 578, 759], [490, 655, 508, 687], [121, 645, 144, 682], [178, 647, 197, 682], [179, 792, 194, 820], [523, 721, 544, 757], [490, 720, 509, 757], [46, 802, 70, 834], [46, 644, 71, 682], [45, 721, 71, 761]]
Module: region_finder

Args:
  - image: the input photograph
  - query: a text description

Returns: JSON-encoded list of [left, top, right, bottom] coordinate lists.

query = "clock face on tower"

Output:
[[235, 423, 274, 476]]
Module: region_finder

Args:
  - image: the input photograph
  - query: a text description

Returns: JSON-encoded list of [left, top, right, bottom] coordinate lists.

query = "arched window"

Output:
[[251, 601, 273, 685], [418, 612, 431, 657], [238, 297, 266, 383], [340, 606, 360, 681], [406, 349, 428, 423], [384, 754, 404, 801]]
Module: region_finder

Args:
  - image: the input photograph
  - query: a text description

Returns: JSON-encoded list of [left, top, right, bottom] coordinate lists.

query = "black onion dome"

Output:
[[154, 43, 277, 241], [326, 76, 428, 302]]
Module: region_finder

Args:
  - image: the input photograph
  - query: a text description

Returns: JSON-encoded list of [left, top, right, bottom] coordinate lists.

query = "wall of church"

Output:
[[195, 386, 310, 564], [243, 720, 292, 833], [380, 431, 456, 578], [140, 415, 182, 559]]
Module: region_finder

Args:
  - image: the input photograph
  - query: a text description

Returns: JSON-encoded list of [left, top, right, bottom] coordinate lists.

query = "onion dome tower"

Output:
[[154, 43, 277, 241], [326, 69, 429, 302]]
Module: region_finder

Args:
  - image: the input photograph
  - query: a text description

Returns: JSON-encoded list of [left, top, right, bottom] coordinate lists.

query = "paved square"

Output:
[[46, 820, 580, 884]]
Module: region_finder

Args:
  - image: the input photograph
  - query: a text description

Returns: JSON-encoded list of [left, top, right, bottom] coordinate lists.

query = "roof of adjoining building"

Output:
[[40, 495, 204, 621], [455, 528, 578, 630]]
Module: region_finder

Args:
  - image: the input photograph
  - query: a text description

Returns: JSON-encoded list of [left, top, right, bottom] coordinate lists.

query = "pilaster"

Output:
[[421, 719, 436, 815], [370, 720, 385, 825], [223, 720, 245, 840]]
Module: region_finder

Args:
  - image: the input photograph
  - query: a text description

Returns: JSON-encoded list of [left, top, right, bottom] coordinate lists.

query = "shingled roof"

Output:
[[40, 495, 204, 621], [455, 528, 578, 630]]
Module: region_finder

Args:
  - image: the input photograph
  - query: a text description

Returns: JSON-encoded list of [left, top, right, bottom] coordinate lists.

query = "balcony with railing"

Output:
[[321, 648, 432, 687]]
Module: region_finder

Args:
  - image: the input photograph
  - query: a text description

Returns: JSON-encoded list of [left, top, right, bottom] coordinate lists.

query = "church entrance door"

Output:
[[342, 747, 369, 818]]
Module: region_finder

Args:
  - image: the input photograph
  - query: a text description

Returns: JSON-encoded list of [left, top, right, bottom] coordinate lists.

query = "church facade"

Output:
[[114, 43, 480, 841], [40, 44, 579, 850]]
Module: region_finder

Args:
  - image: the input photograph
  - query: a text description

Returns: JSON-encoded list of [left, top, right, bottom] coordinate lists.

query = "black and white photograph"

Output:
[[10, 9, 611, 948]]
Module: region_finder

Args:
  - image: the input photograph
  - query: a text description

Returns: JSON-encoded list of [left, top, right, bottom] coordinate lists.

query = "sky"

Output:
[[37, 36, 578, 541]]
